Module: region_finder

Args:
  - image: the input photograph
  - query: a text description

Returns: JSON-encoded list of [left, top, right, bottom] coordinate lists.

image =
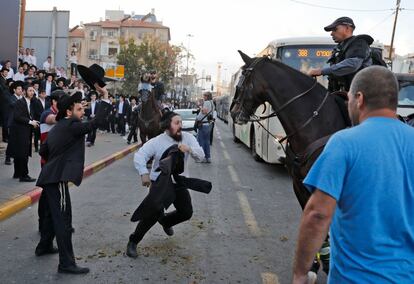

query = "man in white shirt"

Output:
[[13, 66, 26, 81], [4, 60, 14, 79], [126, 111, 205, 258], [43, 56, 52, 71], [23, 48, 31, 64], [30, 49, 37, 67]]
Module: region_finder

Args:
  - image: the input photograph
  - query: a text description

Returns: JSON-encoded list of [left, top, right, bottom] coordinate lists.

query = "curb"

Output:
[[0, 143, 140, 222]]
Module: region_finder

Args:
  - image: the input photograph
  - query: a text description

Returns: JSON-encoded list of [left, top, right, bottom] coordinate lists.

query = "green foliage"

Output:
[[117, 35, 182, 96]]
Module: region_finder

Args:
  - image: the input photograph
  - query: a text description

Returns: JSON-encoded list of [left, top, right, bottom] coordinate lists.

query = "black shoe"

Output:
[[19, 176, 36, 182], [126, 241, 138, 258], [5, 159, 11, 165], [12, 174, 20, 179], [58, 264, 90, 274], [35, 246, 59, 256], [162, 225, 174, 236], [127, 141, 131, 145], [158, 215, 174, 236]]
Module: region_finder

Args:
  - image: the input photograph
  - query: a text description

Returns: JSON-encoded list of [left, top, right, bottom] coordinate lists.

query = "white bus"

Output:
[[229, 37, 336, 164]]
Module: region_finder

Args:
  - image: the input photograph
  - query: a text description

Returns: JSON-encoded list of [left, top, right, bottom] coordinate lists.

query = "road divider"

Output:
[[0, 143, 140, 222]]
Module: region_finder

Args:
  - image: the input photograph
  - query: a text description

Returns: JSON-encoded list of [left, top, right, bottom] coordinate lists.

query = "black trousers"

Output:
[[127, 125, 138, 143], [108, 115, 116, 133], [2, 126, 8, 142], [86, 128, 97, 144], [33, 128, 40, 151], [117, 115, 126, 135], [129, 187, 193, 244], [14, 156, 28, 178], [37, 182, 75, 267]]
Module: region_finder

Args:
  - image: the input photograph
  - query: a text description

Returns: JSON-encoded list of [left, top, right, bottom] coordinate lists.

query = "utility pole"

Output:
[[389, 0, 401, 61], [216, 62, 222, 96], [185, 34, 194, 76]]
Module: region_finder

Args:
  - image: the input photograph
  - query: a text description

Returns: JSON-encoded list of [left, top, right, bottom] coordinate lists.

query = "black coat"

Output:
[[8, 98, 34, 158], [115, 100, 129, 117], [36, 101, 110, 187], [32, 97, 50, 121], [131, 145, 212, 222], [84, 101, 100, 119], [40, 81, 57, 93]]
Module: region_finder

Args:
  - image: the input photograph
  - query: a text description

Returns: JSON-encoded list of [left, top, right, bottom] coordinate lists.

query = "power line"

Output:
[[368, 11, 395, 32], [288, 0, 395, 12]]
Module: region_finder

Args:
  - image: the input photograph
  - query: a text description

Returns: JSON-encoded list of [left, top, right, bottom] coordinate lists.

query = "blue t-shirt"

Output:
[[304, 117, 414, 283]]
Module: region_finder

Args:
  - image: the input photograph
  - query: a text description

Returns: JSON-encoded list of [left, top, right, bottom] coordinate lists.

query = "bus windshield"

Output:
[[278, 45, 334, 73]]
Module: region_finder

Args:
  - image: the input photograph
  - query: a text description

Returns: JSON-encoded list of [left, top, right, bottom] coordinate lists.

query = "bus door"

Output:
[[260, 103, 271, 160]]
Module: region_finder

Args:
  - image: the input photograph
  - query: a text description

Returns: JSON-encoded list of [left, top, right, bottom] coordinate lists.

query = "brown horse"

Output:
[[230, 51, 351, 276], [137, 89, 162, 144]]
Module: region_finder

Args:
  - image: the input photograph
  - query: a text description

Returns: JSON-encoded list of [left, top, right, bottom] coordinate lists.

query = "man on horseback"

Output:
[[150, 70, 165, 110], [308, 17, 372, 92]]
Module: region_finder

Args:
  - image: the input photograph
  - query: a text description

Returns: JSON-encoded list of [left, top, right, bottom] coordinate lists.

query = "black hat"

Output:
[[37, 69, 46, 75], [10, 80, 24, 92], [160, 111, 179, 130], [56, 77, 67, 86], [46, 72, 56, 79], [324, 17, 355, 31], [25, 76, 36, 82], [56, 92, 83, 121], [32, 79, 41, 86], [6, 78, 13, 86], [1, 66, 9, 72], [78, 64, 106, 90], [50, 89, 64, 103]]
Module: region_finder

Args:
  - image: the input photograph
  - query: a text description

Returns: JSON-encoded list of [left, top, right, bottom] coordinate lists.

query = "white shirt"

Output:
[[91, 101, 96, 117], [45, 81, 52, 97], [39, 98, 46, 109], [24, 97, 31, 116], [134, 132, 204, 181], [30, 55, 37, 67], [118, 101, 124, 114], [6, 67, 14, 79], [23, 55, 31, 64], [43, 61, 51, 71], [13, 72, 26, 81]]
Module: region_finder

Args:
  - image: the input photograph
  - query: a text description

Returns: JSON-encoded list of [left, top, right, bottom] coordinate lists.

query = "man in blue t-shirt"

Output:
[[293, 66, 414, 284]]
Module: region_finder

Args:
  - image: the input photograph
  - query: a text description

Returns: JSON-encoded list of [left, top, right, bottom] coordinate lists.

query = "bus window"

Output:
[[277, 45, 334, 86]]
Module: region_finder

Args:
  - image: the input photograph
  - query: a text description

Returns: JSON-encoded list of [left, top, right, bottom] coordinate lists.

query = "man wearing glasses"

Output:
[[308, 17, 373, 92]]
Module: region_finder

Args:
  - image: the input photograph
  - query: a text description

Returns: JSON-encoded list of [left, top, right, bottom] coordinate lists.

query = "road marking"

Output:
[[227, 165, 240, 184], [220, 141, 226, 149], [223, 149, 231, 161], [261, 272, 280, 284], [237, 191, 262, 237]]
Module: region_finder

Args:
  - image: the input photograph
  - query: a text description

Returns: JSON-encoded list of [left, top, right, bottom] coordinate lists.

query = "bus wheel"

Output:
[[232, 124, 240, 143], [250, 130, 262, 162]]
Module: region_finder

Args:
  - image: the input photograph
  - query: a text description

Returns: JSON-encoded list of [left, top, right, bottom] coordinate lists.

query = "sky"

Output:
[[27, 0, 414, 83]]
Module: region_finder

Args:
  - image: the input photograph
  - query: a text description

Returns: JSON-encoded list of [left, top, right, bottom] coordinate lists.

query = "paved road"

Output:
[[0, 121, 327, 283]]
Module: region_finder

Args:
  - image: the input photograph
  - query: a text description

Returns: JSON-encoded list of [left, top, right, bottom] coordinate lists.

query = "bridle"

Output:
[[233, 56, 330, 145]]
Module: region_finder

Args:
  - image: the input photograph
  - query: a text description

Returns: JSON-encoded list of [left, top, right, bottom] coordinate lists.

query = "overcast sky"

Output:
[[27, 0, 414, 82]]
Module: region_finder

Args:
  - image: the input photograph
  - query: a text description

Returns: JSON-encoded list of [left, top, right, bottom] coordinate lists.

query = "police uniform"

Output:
[[322, 17, 373, 92]]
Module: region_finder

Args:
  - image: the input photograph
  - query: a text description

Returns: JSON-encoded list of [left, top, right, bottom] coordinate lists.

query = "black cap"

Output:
[[324, 17, 355, 31]]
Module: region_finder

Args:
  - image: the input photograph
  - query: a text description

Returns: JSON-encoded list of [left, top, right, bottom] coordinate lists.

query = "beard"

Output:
[[169, 128, 183, 142]]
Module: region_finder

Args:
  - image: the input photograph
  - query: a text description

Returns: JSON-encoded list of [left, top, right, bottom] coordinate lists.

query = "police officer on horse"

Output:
[[308, 17, 374, 92]]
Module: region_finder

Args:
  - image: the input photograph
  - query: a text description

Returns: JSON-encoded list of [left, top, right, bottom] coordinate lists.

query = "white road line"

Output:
[[261, 272, 280, 284], [227, 165, 240, 184], [237, 191, 262, 237], [220, 141, 226, 149]]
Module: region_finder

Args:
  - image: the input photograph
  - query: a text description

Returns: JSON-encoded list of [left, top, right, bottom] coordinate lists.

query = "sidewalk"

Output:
[[0, 131, 140, 220]]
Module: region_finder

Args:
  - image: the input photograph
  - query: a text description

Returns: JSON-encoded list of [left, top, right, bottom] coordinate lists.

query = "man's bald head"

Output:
[[349, 66, 398, 111]]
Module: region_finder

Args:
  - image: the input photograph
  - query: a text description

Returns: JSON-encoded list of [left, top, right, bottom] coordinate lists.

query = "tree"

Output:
[[117, 35, 181, 96]]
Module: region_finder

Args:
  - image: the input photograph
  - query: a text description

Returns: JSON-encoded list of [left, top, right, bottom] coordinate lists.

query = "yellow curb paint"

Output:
[[261, 272, 280, 284], [0, 144, 141, 222], [0, 195, 32, 221], [237, 191, 262, 237], [92, 162, 106, 173]]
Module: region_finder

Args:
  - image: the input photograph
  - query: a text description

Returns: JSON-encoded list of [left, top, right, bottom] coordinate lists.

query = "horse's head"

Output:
[[230, 51, 268, 124]]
